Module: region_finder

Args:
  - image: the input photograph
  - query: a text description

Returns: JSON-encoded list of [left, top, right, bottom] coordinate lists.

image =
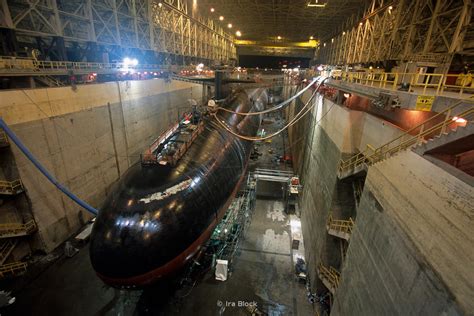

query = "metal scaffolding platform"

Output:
[[209, 173, 256, 266], [0, 220, 37, 239], [0, 180, 24, 195], [0, 56, 169, 77], [0, 261, 28, 279]]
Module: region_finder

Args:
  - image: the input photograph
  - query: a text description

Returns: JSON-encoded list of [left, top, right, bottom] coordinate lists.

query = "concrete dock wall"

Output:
[[289, 92, 473, 314], [331, 151, 473, 315], [0, 79, 203, 252]]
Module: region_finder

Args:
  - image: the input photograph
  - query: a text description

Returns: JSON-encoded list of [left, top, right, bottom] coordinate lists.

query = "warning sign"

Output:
[[415, 95, 435, 111]]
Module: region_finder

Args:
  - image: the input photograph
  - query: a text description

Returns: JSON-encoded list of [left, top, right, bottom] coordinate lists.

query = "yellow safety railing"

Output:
[[0, 220, 37, 237], [340, 71, 474, 97], [0, 179, 24, 195], [0, 56, 172, 73], [0, 261, 27, 279], [338, 97, 474, 176], [327, 214, 354, 235], [342, 71, 399, 91], [0, 131, 8, 145], [318, 263, 341, 289]]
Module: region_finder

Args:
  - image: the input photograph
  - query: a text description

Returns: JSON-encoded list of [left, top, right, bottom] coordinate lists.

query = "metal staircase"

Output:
[[326, 214, 354, 241], [338, 97, 474, 179], [413, 123, 474, 155], [0, 240, 18, 265], [318, 263, 341, 295]]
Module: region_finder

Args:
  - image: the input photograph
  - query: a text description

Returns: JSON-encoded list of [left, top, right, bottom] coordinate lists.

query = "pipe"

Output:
[[0, 118, 98, 215]]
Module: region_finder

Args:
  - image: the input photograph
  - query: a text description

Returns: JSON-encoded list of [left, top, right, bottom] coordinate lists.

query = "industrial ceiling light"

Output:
[[307, 0, 327, 8], [219, 16, 224, 21], [210, 7, 214, 12], [227, 23, 232, 28], [123, 57, 138, 66], [310, 36, 314, 40], [158, 2, 162, 7], [452, 116, 467, 124], [277, 36, 282, 40], [236, 30, 242, 37]]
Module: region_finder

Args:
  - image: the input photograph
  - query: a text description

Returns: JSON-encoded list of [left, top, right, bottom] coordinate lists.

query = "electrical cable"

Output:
[[214, 76, 321, 116], [212, 77, 328, 141], [0, 118, 98, 215], [212, 88, 318, 141]]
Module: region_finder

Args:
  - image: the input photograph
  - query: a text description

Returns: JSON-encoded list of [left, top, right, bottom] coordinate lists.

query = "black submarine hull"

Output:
[[89, 88, 267, 287]]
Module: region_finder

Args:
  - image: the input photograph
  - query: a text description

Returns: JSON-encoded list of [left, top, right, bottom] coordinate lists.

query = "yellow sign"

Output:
[[415, 95, 435, 111]]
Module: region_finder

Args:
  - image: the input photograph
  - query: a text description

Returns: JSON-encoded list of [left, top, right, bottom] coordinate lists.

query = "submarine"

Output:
[[89, 80, 268, 287]]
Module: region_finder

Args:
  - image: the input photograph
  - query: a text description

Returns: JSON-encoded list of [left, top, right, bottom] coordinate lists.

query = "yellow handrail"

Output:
[[0, 220, 36, 236], [0, 131, 8, 144], [0, 261, 28, 278], [318, 263, 341, 289], [0, 179, 23, 194], [0, 56, 171, 72], [340, 71, 474, 96], [339, 97, 474, 175], [327, 215, 354, 234]]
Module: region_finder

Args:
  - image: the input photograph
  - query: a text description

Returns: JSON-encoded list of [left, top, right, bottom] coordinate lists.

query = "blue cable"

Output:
[[0, 118, 98, 215]]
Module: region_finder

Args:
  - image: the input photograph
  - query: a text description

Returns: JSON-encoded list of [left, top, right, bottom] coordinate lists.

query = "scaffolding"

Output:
[[141, 112, 204, 167], [0, 131, 9, 147], [0, 262, 28, 279], [326, 214, 354, 241], [209, 173, 256, 266], [0, 127, 36, 280], [0, 220, 37, 239], [0, 180, 24, 195], [318, 263, 341, 295]]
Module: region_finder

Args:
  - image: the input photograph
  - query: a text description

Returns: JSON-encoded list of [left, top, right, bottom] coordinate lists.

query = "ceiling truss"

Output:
[[199, 0, 370, 42], [0, 0, 236, 63], [317, 0, 473, 65]]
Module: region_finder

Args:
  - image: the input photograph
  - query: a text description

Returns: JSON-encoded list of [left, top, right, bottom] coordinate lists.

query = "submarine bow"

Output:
[[90, 88, 267, 287]]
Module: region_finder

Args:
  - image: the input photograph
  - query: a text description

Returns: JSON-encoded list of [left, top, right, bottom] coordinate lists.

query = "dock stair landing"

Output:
[[337, 97, 474, 179]]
